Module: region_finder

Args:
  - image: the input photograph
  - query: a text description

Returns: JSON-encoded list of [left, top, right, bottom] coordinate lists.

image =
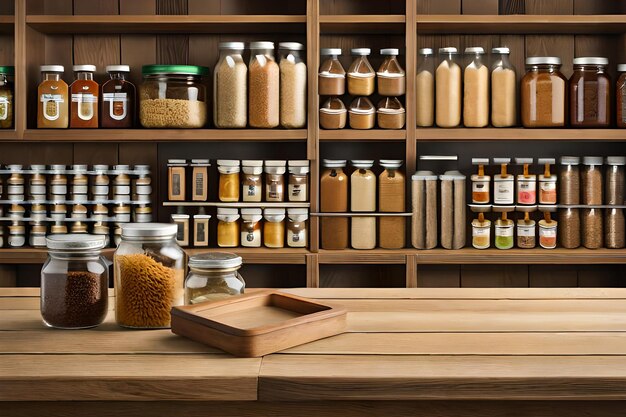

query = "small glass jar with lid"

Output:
[[185, 253, 245, 305], [70, 65, 99, 128], [538, 158, 557, 204], [377, 48, 405, 97], [416, 48, 434, 127], [436, 47, 462, 128], [38, 65, 68, 128], [559, 207, 581, 249], [265, 160, 286, 202], [217, 160, 240, 202], [319, 97, 347, 129], [133, 165, 152, 199], [113, 164, 131, 196], [115, 223, 186, 329], [521, 57, 567, 127], [248, 41, 279, 128], [189, 159, 209, 203], [471, 158, 490, 204], [71, 164, 89, 196], [379, 160, 406, 250], [605, 208, 625, 249], [493, 158, 514, 205], [471, 208, 491, 250], [582, 156, 603, 205], [29, 223, 47, 247], [41, 234, 109, 329], [241, 208, 262, 248], [134, 205, 152, 223], [0, 66, 14, 129], [139, 65, 209, 128], [377, 97, 406, 129], [102, 65, 135, 128], [92, 165, 110, 200], [288, 160, 309, 202], [49, 164, 68, 200], [463, 47, 489, 128], [320, 159, 349, 250], [8, 223, 25, 247], [347, 48, 375, 96], [71, 221, 89, 234], [515, 158, 536, 205], [217, 208, 240, 248], [50, 204, 67, 222], [319, 48, 346, 96], [214, 42, 247, 128], [242, 160, 263, 202], [570, 57, 610, 127], [287, 208, 308, 248], [349, 97, 375, 129], [517, 208, 536, 249], [279, 42, 307, 129], [7, 164, 24, 199], [264, 208, 286, 248], [31, 204, 47, 222], [351, 160, 376, 250], [491, 47, 516, 128], [605, 156, 625, 206], [618, 64, 626, 128], [494, 207, 514, 250], [539, 218, 558, 249]]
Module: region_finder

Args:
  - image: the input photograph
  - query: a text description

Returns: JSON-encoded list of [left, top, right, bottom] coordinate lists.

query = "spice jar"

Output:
[[133, 165, 152, 199], [320, 159, 349, 250], [440, 170, 466, 250], [51, 223, 68, 235], [471, 158, 490, 204], [349, 97, 375, 129], [582, 156, 603, 205], [134, 205, 152, 223], [29, 165, 46, 200], [71, 203, 88, 220], [113, 164, 131, 197], [241, 160, 263, 202], [319, 97, 347, 129], [241, 208, 262, 248], [618, 64, 626, 128], [463, 47, 489, 128], [8, 204, 24, 221], [348, 48, 375, 96], [517, 209, 536, 249], [167, 159, 187, 202], [494, 208, 514, 250], [351, 160, 376, 250], [249, 41, 279, 128], [436, 47, 462, 128], [287, 208, 308, 248], [288, 160, 309, 202], [538, 158, 557, 204], [217, 208, 240, 248], [37, 65, 69, 128], [319, 48, 346, 96], [71, 221, 88, 234], [0, 66, 14, 128], [30, 223, 47, 247], [71, 164, 89, 197], [416, 48, 434, 127], [493, 158, 514, 205], [377, 48, 405, 96], [92, 204, 109, 222], [70, 65, 99, 128], [92, 165, 110, 201], [193, 208, 210, 247], [582, 208, 603, 249], [49, 164, 67, 201], [559, 207, 581, 249], [30, 204, 47, 222], [605, 208, 625, 249], [101, 65, 135, 128], [265, 160, 286, 202], [213, 42, 247, 128], [279, 42, 307, 129], [559, 156, 580, 205], [377, 97, 406, 129], [8, 223, 25, 247], [379, 160, 406, 249], [185, 253, 245, 304], [41, 234, 108, 329], [264, 208, 286, 248], [539, 213, 558, 249], [171, 211, 190, 247], [217, 160, 240, 202], [115, 223, 186, 329], [570, 57, 610, 127], [412, 171, 438, 249], [515, 158, 536, 205], [7, 165, 24, 200], [470, 206, 491, 250], [139, 65, 209, 128], [491, 47, 516, 127], [190, 159, 210, 202], [605, 156, 625, 206], [50, 204, 67, 222], [92, 223, 110, 246], [521, 57, 567, 127]]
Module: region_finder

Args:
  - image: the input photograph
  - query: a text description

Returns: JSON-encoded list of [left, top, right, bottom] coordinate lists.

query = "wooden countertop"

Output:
[[3, 287, 626, 416]]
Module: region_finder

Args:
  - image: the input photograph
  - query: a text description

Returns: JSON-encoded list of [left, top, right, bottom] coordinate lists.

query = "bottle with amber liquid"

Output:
[[37, 65, 69, 128], [70, 65, 99, 128], [101, 65, 135, 128]]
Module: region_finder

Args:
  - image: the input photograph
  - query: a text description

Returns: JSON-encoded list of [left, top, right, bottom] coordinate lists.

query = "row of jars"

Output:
[[0, 66, 13, 129], [320, 159, 406, 250], [320, 96, 405, 130], [559, 156, 625, 206], [560, 207, 625, 249]]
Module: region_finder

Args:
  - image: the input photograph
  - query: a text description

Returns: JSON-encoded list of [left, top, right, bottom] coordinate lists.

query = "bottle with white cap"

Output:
[[521, 57, 567, 127], [491, 47, 516, 127], [348, 48, 375, 96], [377, 48, 406, 96], [278, 42, 307, 129], [319, 48, 346, 96], [249, 41, 279, 128], [436, 47, 461, 127], [416, 48, 435, 127], [102, 65, 135, 128], [70, 64, 99, 128], [38, 65, 69, 128], [570, 57, 611, 127], [214, 41, 247, 128], [463, 47, 489, 128]]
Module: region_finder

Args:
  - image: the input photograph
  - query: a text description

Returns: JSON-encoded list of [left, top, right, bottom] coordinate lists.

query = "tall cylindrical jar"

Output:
[[521, 57, 567, 127], [605, 208, 625, 249], [320, 160, 349, 250], [558, 208, 581, 249], [412, 171, 438, 249], [463, 47, 489, 128], [618, 64, 626, 128], [582, 156, 603, 206], [351, 160, 376, 250], [436, 47, 461, 128], [249, 41, 279, 128], [279, 42, 307, 128], [114, 223, 186, 329], [0, 66, 14, 129], [416, 48, 434, 127], [605, 156, 625, 206], [582, 208, 603, 249], [440, 171, 466, 250], [559, 156, 580, 205], [378, 160, 406, 249], [214, 42, 247, 128], [491, 47, 516, 127], [570, 57, 610, 127]]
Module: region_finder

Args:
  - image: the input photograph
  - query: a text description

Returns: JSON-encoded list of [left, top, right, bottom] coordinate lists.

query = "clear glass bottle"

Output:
[[570, 57, 610, 127], [242, 160, 263, 202], [351, 160, 376, 250], [214, 42, 247, 128], [70, 65, 99, 128], [41, 234, 108, 329], [377, 97, 406, 129], [606, 156, 625, 206], [348, 48, 375, 96], [264, 208, 286, 248], [241, 208, 263, 248], [491, 47, 516, 127], [319, 96, 346, 129], [416, 48, 434, 127], [0, 66, 14, 129], [605, 208, 625, 249], [582, 156, 603, 206], [249, 41, 279, 128], [101, 65, 135, 128], [279, 42, 307, 129], [38, 65, 69, 128], [463, 47, 489, 128], [217, 208, 240, 248], [377, 48, 405, 96], [320, 159, 349, 250], [319, 48, 345, 96], [184, 253, 245, 304], [471, 212, 491, 249], [379, 160, 405, 249], [349, 96, 375, 129], [559, 156, 580, 205], [217, 160, 241, 202], [265, 160, 286, 202], [114, 223, 186, 329], [436, 47, 462, 128], [559, 207, 581, 249], [521, 57, 567, 127]]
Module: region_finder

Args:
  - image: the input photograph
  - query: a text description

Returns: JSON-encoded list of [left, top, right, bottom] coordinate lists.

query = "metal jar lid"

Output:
[[573, 57, 609, 66], [73, 65, 96, 72], [418, 48, 433, 56], [279, 42, 305, 51], [121, 223, 178, 238], [351, 48, 371, 56], [46, 234, 106, 251], [380, 48, 399, 56], [525, 56, 561, 66], [438, 47, 458, 54], [464, 47, 485, 54], [106, 65, 130, 73], [492, 47, 510, 54], [250, 41, 275, 50], [189, 252, 243, 270], [219, 41, 245, 50], [322, 159, 347, 168]]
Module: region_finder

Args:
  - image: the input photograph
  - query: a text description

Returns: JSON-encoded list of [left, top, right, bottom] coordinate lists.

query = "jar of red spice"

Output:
[[515, 158, 536, 205], [538, 158, 557, 204]]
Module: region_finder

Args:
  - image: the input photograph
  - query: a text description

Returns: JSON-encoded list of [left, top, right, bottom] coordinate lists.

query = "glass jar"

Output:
[[320, 159, 349, 250], [38, 65, 69, 128], [29, 165, 46, 199], [217, 208, 240, 248], [570, 57, 610, 127], [113, 164, 131, 197], [101, 65, 135, 128], [0, 66, 14, 128], [288, 160, 309, 202], [521, 57, 567, 127], [412, 171, 438, 249], [217, 160, 240, 202], [319, 48, 345, 96], [133, 165, 152, 199], [92, 204, 109, 222], [167, 159, 187, 202], [582, 208, 603, 249], [29, 223, 47, 247], [71, 164, 89, 197], [49, 164, 67, 200], [348, 48, 375, 96], [582, 156, 603, 205], [517, 175, 536, 205], [377, 97, 406, 129], [494, 159, 514, 205], [319, 97, 346, 129], [185, 253, 245, 304], [6, 165, 24, 199], [351, 160, 376, 250], [472, 216, 491, 249], [8, 204, 24, 222], [70, 65, 99, 128], [249, 41, 279, 128], [605, 156, 625, 205], [440, 170, 466, 250], [539, 219, 558, 249], [605, 208, 625, 249], [41, 234, 108, 329], [50, 204, 67, 222], [139, 65, 209, 128], [463, 47, 489, 128], [114, 223, 186, 329], [349, 96, 375, 129], [559, 207, 581, 249], [287, 208, 308, 248], [517, 218, 536, 249], [491, 47, 516, 127], [377, 48, 405, 96], [559, 156, 580, 205], [242, 160, 263, 202], [436, 47, 462, 128], [214, 42, 247, 128], [379, 160, 405, 249], [618, 64, 626, 128], [8, 223, 25, 247], [264, 208, 285, 248], [171, 212, 189, 247], [134, 205, 152, 223], [190, 159, 210, 202], [241, 208, 262, 248], [71, 203, 88, 220], [279, 42, 307, 129], [265, 160, 286, 202], [471, 158, 490, 204], [92, 165, 110, 201], [495, 218, 514, 250], [416, 48, 434, 127]]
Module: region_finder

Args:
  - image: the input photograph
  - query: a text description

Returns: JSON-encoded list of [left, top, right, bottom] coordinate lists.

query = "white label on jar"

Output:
[[541, 228, 557, 238], [8, 235, 25, 248], [29, 185, 46, 195], [73, 185, 89, 194], [114, 185, 131, 195], [496, 226, 514, 237], [288, 229, 307, 247], [518, 181, 536, 192], [494, 180, 514, 204], [518, 226, 535, 237], [241, 229, 261, 247], [472, 181, 489, 193], [103, 92, 128, 121], [51, 185, 67, 195], [288, 184, 307, 202], [0, 97, 8, 120], [71, 93, 97, 121], [244, 185, 261, 199], [135, 185, 152, 195], [40, 94, 64, 121], [540, 181, 556, 192]]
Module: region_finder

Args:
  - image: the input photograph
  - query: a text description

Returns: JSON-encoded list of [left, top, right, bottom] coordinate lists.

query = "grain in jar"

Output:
[[440, 170, 466, 250], [70, 65, 99, 128], [265, 160, 286, 202], [287, 208, 308, 248], [101, 65, 135, 128], [377, 97, 406, 129], [559, 156, 580, 205], [242, 160, 263, 202], [347, 48, 375, 96], [471, 211, 491, 250], [517, 211, 536, 249], [463, 47, 489, 128], [582, 208, 603, 249], [320, 160, 349, 250], [416, 48, 434, 127], [494, 211, 514, 250], [241, 208, 262, 248], [605, 156, 625, 206], [319, 48, 345, 96], [319, 97, 347, 129], [558, 207, 581, 249], [264, 208, 285, 248], [288, 160, 309, 202], [349, 97, 375, 129], [515, 158, 536, 205], [618, 64, 626, 128], [249, 41, 279, 128], [379, 160, 406, 250], [491, 47, 516, 127], [521, 57, 567, 128], [38, 65, 68, 128], [582, 156, 603, 205], [167, 159, 187, 202], [6, 165, 24, 200], [190, 159, 210, 202], [605, 208, 625, 249], [377, 48, 405, 96], [217, 160, 240, 202], [351, 160, 376, 250], [436, 47, 462, 128], [493, 158, 514, 205], [217, 208, 240, 248], [0, 66, 14, 129], [471, 158, 490, 204], [213, 42, 247, 128], [412, 171, 438, 249], [538, 158, 557, 204], [279, 42, 307, 129], [570, 57, 610, 127]]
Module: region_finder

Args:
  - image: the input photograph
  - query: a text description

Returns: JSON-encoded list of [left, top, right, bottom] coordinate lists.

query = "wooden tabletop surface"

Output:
[[3, 287, 626, 415]]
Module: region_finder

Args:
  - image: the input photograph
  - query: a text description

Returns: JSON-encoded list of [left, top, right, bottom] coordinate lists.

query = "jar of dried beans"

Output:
[[582, 208, 603, 249], [559, 207, 581, 249], [521, 57, 567, 128], [249, 41, 279, 128], [605, 156, 625, 206], [559, 156, 580, 205], [605, 208, 625, 249]]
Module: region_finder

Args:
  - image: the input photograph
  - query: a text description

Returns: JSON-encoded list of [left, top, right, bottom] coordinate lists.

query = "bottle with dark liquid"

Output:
[[101, 65, 135, 128], [70, 65, 99, 128]]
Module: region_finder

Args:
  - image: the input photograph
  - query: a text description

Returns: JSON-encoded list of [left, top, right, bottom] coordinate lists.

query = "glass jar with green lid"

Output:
[[0, 66, 14, 129], [184, 252, 245, 305], [139, 64, 209, 128]]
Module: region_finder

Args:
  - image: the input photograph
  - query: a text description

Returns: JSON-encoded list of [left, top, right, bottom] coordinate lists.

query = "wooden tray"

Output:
[[171, 290, 347, 357]]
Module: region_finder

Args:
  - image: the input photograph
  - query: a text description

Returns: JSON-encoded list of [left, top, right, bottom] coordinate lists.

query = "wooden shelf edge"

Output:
[[417, 128, 626, 141], [319, 15, 405, 24], [318, 250, 406, 264], [320, 129, 406, 141], [415, 248, 626, 265]]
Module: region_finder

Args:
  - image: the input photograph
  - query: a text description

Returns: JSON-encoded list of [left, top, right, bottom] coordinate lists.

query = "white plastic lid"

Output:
[[265, 160, 286, 167], [472, 158, 489, 165], [351, 48, 371, 56], [438, 47, 458, 54], [288, 160, 309, 168], [618, 64, 626, 72], [121, 223, 178, 238], [189, 252, 242, 269], [440, 170, 466, 180], [380, 48, 399, 56], [287, 208, 308, 216], [560, 156, 580, 165], [583, 156, 603, 166], [321, 48, 341, 56], [493, 158, 511, 164], [279, 42, 304, 51], [40, 65, 64, 72], [171, 213, 190, 220], [412, 170, 437, 181], [30, 164, 46, 171], [606, 156, 626, 166], [217, 159, 240, 167], [464, 47, 485, 54], [323, 159, 347, 168], [380, 159, 403, 169], [538, 158, 555, 165], [492, 47, 510, 54], [73, 65, 96, 72], [217, 208, 239, 215], [419, 48, 434, 55], [241, 208, 262, 216], [264, 208, 286, 222], [573, 57, 609, 66], [250, 41, 274, 50], [167, 159, 187, 165], [242, 160, 263, 167], [106, 65, 130, 73], [352, 160, 374, 169], [526, 56, 561, 66], [113, 164, 130, 171], [219, 41, 245, 50]]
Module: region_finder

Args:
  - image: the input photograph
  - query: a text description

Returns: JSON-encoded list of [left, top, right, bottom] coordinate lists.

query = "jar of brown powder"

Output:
[[559, 207, 581, 249], [605, 156, 625, 206], [582, 156, 603, 206], [559, 156, 580, 205], [347, 48, 375, 96], [319, 97, 346, 129], [377, 97, 405, 129], [320, 160, 349, 250], [582, 208, 603, 249], [521, 57, 567, 128], [570, 57, 611, 128], [605, 208, 625, 249], [319, 48, 345, 96], [249, 41, 279, 128], [349, 97, 375, 129], [377, 48, 405, 97]]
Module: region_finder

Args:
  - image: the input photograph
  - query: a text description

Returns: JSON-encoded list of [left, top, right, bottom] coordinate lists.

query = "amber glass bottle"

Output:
[[101, 65, 135, 128], [37, 65, 69, 128], [70, 65, 99, 128]]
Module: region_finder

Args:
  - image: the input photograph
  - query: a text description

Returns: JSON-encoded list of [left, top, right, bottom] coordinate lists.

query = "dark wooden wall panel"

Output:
[[320, 0, 404, 15], [529, 265, 578, 287], [320, 265, 406, 288], [525, 0, 573, 15], [525, 35, 575, 78], [461, 265, 529, 287], [416, 0, 461, 14], [418, 265, 461, 287]]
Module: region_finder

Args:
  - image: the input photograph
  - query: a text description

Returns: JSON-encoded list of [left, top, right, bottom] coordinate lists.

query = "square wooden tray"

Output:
[[171, 290, 347, 357]]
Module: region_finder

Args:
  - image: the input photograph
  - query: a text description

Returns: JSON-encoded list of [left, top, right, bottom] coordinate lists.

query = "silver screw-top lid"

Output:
[[573, 57, 609, 66], [46, 234, 107, 251], [526, 56, 561, 66], [189, 252, 243, 270], [219, 41, 245, 50], [492, 47, 510, 54], [121, 223, 178, 238], [418, 48, 434, 56]]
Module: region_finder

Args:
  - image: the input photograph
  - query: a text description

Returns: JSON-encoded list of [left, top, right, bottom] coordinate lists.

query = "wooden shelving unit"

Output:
[[417, 128, 626, 142], [320, 129, 406, 141]]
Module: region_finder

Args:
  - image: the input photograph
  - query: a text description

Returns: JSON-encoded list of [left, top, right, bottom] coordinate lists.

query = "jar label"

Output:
[[103, 92, 128, 121], [246, 185, 260, 197], [72, 93, 97, 121], [289, 184, 307, 201], [540, 181, 556, 192], [40, 94, 64, 121], [494, 181, 514, 204], [541, 228, 557, 238], [0, 97, 8, 121], [496, 227, 513, 237], [518, 226, 535, 237], [473, 227, 490, 237], [196, 222, 206, 243]]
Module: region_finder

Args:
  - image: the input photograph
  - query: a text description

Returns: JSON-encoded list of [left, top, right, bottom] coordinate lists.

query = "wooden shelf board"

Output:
[[417, 14, 626, 34], [163, 202, 310, 208], [0, 15, 13, 33], [26, 15, 306, 34], [417, 128, 626, 142], [320, 14, 405, 34], [0, 130, 18, 140], [415, 248, 626, 265], [318, 249, 406, 264], [320, 129, 406, 141]]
